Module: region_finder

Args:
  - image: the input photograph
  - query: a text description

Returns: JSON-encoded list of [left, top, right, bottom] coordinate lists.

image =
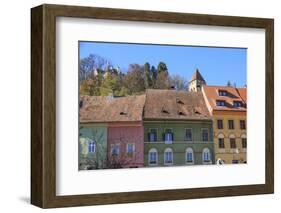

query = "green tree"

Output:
[[157, 61, 168, 74], [144, 62, 152, 88], [226, 80, 232, 87], [155, 71, 171, 89], [124, 64, 145, 95], [151, 65, 157, 88]]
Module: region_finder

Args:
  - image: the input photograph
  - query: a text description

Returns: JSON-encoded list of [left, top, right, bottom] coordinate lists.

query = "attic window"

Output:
[[120, 112, 127, 115], [233, 101, 242, 108], [161, 108, 169, 114], [218, 90, 228, 96], [194, 109, 201, 114], [176, 98, 184, 104], [178, 111, 186, 116], [216, 100, 226, 106]]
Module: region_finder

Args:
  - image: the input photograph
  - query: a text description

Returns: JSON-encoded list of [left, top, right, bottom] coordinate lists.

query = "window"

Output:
[[240, 120, 246, 129], [148, 129, 157, 142], [185, 129, 192, 141], [233, 101, 242, 107], [164, 148, 173, 165], [127, 143, 134, 155], [164, 129, 173, 144], [185, 148, 194, 163], [218, 138, 225, 149], [216, 100, 226, 106], [88, 141, 96, 153], [230, 138, 236, 149], [217, 119, 223, 129], [111, 144, 120, 156], [218, 90, 228, 96], [148, 148, 158, 165], [242, 138, 247, 148], [232, 160, 239, 164], [228, 120, 235, 129], [201, 129, 209, 141], [202, 148, 211, 162]]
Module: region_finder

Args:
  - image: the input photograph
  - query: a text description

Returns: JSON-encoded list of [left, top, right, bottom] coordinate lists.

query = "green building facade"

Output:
[[143, 89, 215, 167], [79, 123, 107, 170], [144, 120, 214, 166]]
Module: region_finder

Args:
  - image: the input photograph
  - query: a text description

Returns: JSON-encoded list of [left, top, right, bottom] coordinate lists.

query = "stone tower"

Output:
[[188, 68, 206, 92]]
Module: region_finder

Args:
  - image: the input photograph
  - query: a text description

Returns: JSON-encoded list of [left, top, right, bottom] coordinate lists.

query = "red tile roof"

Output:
[[143, 89, 211, 120], [202, 85, 247, 112], [80, 95, 146, 123]]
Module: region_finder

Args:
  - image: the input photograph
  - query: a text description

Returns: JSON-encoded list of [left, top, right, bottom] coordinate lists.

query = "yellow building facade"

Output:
[[212, 111, 247, 164], [201, 85, 247, 164]]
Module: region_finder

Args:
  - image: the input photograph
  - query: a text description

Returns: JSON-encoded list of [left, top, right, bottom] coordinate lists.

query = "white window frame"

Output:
[[164, 148, 173, 165], [126, 143, 135, 155], [201, 128, 209, 142], [185, 128, 193, 141], [185, 147, 194, 165], [164, 128, 173, 144], [202, 148, 211, 164], [88, 140, 96, 153], [149, 128, 158, 142], [148, 148, 158, 166], [111, 144, 120, 156]]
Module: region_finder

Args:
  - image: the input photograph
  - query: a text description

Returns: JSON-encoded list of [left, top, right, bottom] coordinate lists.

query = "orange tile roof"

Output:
[[80, 95, 145, 123], [202, 85, 247, 113]]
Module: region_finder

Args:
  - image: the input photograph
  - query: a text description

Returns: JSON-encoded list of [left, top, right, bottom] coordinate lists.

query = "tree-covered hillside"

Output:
[[79, 54, 188, 96]]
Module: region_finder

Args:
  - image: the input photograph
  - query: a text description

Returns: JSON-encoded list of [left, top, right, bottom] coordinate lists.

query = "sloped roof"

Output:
[[80, 95, 146, 123], [189, 69, 206, 82], [236, 88, 247, 103], [143, 89, 211, 120], [202, 85, 247, 112]]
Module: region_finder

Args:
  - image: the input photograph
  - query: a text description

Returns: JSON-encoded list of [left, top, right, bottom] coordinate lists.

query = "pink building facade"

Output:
[[107, 122, 144, 168]]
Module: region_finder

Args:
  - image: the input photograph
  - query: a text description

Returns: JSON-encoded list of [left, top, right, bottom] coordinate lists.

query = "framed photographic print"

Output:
[[31, 4, 274, 208]]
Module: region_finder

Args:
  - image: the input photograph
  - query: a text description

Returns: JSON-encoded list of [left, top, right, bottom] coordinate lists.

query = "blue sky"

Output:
[[79, 41, 247, 87]]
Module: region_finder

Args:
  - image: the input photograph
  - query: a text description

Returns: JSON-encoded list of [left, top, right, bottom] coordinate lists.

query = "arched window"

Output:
[[202, 148, 211, 163], [229, 134, 236, 149], [218, 133, 225, 149], [241, 133, 247, 149], [164, 148, 173, 165], [148, 148, 158, 166], [185, 148, 194, 164]]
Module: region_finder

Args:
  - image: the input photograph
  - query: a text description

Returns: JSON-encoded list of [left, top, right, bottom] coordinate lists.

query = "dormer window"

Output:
[[216, 100, 226, 106], [218, 90, 228, 96], [161, 107, 169, 114], [120, 112, 127, 115], [178, 111, 186, 116], [176, 98, 184, 104], [233, 101, 242, 107]]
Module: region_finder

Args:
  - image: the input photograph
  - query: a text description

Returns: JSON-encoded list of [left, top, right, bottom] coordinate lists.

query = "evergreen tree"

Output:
[[144, 62, 152, 88]]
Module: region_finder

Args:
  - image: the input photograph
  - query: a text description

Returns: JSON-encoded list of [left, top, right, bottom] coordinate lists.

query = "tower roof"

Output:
[[190, 69, 205, 82]]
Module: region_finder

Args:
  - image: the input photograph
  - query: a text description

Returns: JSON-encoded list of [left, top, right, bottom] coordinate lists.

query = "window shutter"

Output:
[[163, 133, 165, 141], [155, 134, 157, 142], [172, 133, 174, 141]]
